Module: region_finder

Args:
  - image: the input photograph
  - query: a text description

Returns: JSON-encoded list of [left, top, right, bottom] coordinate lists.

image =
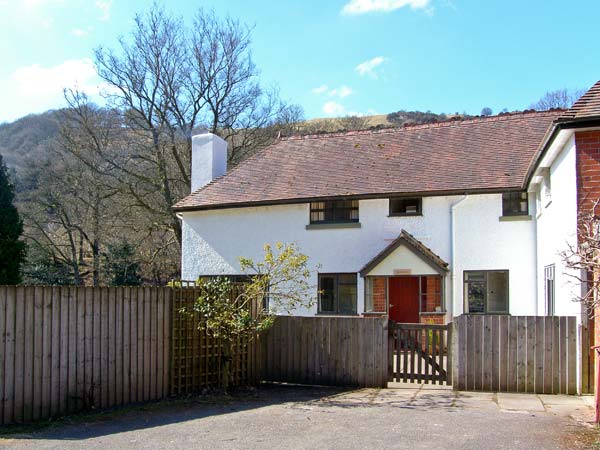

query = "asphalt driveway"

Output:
[[0, 383, 596, 450]]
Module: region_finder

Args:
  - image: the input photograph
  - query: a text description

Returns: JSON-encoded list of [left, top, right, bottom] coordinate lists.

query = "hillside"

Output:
[[0, 110, 62, 170], [0, 108, 457, 173]]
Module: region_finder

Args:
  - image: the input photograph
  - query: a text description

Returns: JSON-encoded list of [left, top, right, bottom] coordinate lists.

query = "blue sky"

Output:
[[0, 0, 599, 123]]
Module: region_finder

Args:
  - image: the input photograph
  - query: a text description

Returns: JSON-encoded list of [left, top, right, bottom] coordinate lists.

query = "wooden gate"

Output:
[[388, 322, 452, 385]]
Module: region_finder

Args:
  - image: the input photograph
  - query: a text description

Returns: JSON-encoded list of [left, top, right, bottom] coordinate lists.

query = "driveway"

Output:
[[0, 383, 596, 450]]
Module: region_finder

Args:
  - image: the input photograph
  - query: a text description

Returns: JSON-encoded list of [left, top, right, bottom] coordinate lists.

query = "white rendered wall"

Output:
[[451, 195, 537, 317], [533, 136, 582, 320], [181, 193, 538, 318]]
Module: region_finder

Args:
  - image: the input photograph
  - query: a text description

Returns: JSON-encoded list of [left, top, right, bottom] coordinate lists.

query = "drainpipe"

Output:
[[450, 195, 468, 319]]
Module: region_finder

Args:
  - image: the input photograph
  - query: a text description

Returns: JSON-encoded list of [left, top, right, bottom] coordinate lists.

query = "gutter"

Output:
[[450, 195, 468, 320]]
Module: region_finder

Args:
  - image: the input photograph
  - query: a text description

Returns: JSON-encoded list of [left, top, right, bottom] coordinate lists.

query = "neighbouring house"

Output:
[[173, 81, 600, 331]]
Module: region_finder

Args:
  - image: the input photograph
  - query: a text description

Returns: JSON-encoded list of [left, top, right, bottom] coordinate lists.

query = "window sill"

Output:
[[363, 311, 387, 316], [316, 313, 359, 317], [306, 222, 361, 230], [499, 215, 532, 222], [420, 311, 447, 315], [388, 213, 422, 218]]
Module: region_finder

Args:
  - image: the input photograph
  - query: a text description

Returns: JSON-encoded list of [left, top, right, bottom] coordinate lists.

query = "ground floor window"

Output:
[[318, 273, 357, 314], [545, 265, 555, 316], [464, 270, 509, 314]]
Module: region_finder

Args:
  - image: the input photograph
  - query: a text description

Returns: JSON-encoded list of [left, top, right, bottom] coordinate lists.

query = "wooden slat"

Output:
[[41, 287, 53, 419], [534, 316, 544, 393], [498, 315, 509, 391], [526, 316, 536, 393], [75, 286, 85, 412], [559, 316, 568, 394], [23, 286, 34, 422], [481, 315, 492, 390], [3, 286, 16, 424], [567, 317, 577, 395]]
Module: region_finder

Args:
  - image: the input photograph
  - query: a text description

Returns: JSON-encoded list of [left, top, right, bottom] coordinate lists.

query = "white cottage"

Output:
[[173, 81, 600, 328]]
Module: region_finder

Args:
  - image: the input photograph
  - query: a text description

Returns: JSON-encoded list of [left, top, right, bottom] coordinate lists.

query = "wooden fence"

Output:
[[452, 315, 578, 394], [170, 284, 260, 394], [261, 316, 388, 388], [0, 285, 171, 425], [0, 284, 259, 426]]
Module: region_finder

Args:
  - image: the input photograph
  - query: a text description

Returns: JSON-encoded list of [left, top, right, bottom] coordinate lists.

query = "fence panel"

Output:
[[0, 285, 172, 425], [169, 284, 260, 395], [261, 316, 388, 388], [453, 315, 577, 394]]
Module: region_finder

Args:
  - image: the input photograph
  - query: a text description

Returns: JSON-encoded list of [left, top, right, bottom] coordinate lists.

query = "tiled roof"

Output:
[[173, 111, 563, 211], [561, 80, 600, 120]]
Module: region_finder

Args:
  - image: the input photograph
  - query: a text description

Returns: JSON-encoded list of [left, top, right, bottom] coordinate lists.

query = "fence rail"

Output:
[[452, 315, 577, 394], [261, 316, 388, 388]]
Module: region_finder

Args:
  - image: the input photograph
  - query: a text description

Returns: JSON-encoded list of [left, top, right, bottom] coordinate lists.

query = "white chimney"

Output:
[[191, 131, 228, 192]]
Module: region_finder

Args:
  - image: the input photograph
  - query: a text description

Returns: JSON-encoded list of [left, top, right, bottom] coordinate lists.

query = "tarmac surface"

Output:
[[0, 382, 596, 450]]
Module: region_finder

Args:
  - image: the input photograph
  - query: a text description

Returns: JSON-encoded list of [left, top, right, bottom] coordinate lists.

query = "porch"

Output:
[[360, 230, 449, 324]]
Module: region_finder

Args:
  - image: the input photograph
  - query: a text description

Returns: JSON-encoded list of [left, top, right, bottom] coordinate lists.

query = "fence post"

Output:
[[447, 321, 454, 387]]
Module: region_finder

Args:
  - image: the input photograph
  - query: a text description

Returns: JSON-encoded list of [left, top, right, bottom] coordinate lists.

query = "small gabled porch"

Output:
[[360, 230, 449, 324]]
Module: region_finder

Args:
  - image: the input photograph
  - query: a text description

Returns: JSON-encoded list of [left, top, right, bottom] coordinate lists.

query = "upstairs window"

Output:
[[319, 273, 357, 315], [310, 200, 359, 224], [502, 192, 528, 216], [389, 197, 422, 216]]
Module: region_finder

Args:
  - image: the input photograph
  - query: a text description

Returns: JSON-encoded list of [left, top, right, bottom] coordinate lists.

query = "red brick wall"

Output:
[[419, 313, 445, 325], [371, 277, 387, 313], [422, 276, 442, 313], [576, 131, 600, 216], [575, 131, 600, 385]]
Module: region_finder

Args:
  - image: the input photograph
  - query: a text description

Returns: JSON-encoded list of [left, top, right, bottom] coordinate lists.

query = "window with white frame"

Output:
[[545, 265, 555, 316]]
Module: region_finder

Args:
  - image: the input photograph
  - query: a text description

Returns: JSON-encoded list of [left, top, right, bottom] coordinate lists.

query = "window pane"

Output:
[[319, 276, 335, 312], [338, 284, 357, 314], [465, 272, 485, 313], [502, 192, 528, 216], [421, 276, 442, 312], [390, 197, 421, 215], [487, 271, 508, 313], [338, 273, 357, 284]]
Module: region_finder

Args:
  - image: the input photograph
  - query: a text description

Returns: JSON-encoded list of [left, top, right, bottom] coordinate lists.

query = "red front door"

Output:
[[388, 277, 420, 323]]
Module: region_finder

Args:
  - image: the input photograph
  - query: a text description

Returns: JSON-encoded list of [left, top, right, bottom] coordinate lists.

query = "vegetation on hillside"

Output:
[[0, 154, 26, 284]]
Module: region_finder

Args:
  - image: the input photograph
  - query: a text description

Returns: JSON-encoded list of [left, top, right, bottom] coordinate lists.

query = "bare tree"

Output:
[[561, 200, 600, 310], [94, 5, 300, 246], [530, 88, 586, 111], [20, 94, 122, 286]]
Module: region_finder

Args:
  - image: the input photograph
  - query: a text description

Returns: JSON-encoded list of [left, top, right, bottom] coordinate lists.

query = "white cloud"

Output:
[[0, 58, 108, 122], [342, 0, 431, 14], [323, 101, 346, 116], [95, 0, 112, 21], [355, 56, 386, 78], [312, 85, 354, 98], [311, 85, 328, 94], [328, 85, 353, 99], [71, 27, 92, 37]]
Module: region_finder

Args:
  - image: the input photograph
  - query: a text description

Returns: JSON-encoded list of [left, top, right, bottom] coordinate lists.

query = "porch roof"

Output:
[[359, 230, 449, 277]]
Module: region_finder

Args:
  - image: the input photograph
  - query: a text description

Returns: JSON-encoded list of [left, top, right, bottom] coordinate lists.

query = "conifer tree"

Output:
[[0, 154, 26, 284]]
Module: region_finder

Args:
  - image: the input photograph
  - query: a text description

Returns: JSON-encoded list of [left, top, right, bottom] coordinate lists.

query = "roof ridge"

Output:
[[281, 109, 565, 141]]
